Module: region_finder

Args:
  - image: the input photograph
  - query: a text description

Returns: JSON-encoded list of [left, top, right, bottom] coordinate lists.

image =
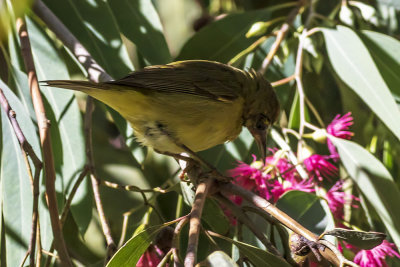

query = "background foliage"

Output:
[[1, 0, 400, 266]]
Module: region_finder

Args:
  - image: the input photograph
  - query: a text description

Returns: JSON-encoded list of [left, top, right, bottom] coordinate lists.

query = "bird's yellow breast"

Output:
[[90, 90, 245, 153]]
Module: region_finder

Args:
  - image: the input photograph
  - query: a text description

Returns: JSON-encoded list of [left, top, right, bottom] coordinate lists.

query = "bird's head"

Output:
[[243, 70, 280, 161]]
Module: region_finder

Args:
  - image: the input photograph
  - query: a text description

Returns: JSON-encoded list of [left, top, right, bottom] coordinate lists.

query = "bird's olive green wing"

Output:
[[107, 60, 245, 102]]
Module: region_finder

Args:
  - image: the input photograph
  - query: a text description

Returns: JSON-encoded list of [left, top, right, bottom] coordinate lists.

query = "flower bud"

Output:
[[312, 129, 327, 143], [246, 22, 268, 38], [339, 4, 355, 26]]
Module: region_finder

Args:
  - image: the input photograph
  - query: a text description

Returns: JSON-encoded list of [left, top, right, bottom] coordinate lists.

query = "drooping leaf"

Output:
[[176, 2, 296, 62], [210, 232, 291, 267], [360, 30, 400, 98], [276, 191, 334, 235], [107, 220, 178, 267], [0, 80, 39, 266], [42, 0, 133, 78], [322, 228, 386, 250], [322, 26, 400, 142], [202, 199, 230, 234], [26, 17, 90, 236], [329, 137, 400, 248], [108, 0, 171, 65]]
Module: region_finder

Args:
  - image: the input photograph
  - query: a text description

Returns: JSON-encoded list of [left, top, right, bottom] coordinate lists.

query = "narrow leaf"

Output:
[[329, 137, 400, 249], [42, 0, 133, 78], [177, 3, 296, 62], [276, 191, 334, 235], [107, 220, 177, 267], [108, 0, 171, 65], [0, 80, 38, 266], [323, 228, 386, 250], [210, 232, 291, 267], [322, 26, 400, 141], [360, 30, 400, 97]]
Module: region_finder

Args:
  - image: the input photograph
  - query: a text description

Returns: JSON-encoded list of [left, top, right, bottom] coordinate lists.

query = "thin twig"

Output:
[[305, 96, 325, 127], [157, 249, 173, 267], [16, 17, 72, 267], [19, 251, 30, 267], [184, 178, 214, 266], [260, 4, 302, 74], [172, 216, 189, 267], [215, 194, 282, 257], [228, 35, 269, 65], [85, 98, 116, 262], [102, 180, 169, 193], [60, 166, 90, 225], [271, 75, 295, 87]]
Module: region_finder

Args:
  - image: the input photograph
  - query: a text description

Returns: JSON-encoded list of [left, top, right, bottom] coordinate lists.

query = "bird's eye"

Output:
[[256, 117, 267, 130]]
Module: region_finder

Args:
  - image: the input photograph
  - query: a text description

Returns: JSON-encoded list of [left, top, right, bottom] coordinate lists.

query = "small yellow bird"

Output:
[[43, 60, 279, 160]]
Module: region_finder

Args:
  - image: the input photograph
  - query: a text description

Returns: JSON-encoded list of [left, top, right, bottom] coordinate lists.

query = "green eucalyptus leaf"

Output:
[[276, 191, 334, 235], [202, 199, 230, 234], [322, 26, 400, 142], [329, 137, 400, 248], [42, 0, 133, 78], [210, 232, 290, 267], [360, 30, 400, 98], [108, 0, 171, 65], [177, 2, 296, 62], [107, 220, 177, 267], [322, 228, 386, 250], [0, 80, 38, 266]]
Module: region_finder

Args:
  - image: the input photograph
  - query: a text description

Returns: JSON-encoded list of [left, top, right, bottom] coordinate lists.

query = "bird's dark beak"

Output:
[[250, 128, 267, 162]]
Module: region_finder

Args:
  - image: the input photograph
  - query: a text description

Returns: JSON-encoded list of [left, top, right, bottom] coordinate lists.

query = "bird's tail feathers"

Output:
[[41, 80, 111, 92]]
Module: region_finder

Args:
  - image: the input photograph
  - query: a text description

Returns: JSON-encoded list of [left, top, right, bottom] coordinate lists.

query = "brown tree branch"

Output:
[[184, 178, 214, 266], [16, 17, 72, 266], [172, 216, 189, 266]]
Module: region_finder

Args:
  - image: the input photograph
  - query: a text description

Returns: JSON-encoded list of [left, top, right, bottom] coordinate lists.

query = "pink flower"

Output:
[[137, 245, 163, 267], [229, 153, 314, 203], [303, 154, 338, 182], [354, 240, 400, 267], [327, 112, 354, 158], [270, 177, 315, 202], [325, 180, 358, 220]]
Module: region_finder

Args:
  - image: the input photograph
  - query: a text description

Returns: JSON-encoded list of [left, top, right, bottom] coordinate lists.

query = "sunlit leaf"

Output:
[[330, 137, 400, 248], [107, 220, 177, 267], [0, 80, 38, 266], [108, 0, 171, 65], [360, 30, 400, 98], [177, 3, 296, 62], [322, 26, 400, 142], [42, 0, 133, 78], [210, 232, 291, 267], [323, 228, 386, 249]]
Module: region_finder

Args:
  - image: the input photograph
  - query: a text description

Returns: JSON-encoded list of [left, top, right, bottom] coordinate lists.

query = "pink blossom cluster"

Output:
[[227, 112, 400, 266]]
